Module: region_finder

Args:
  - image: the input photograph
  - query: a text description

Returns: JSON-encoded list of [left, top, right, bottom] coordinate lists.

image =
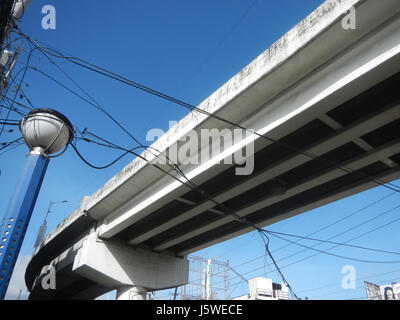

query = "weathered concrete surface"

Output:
[[72, 233, 188, 290], [37, 0, 398, 240], [83, 0, 367, 220]]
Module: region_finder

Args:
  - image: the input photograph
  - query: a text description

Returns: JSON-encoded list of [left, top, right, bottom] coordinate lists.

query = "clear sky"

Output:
[[1, 0, 400, 300]]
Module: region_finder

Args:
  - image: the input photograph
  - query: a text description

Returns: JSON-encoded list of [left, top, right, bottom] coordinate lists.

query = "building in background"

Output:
[[232, 277, 289, 300], [365, 281, 400, 300], [152, 257, 290, 301]]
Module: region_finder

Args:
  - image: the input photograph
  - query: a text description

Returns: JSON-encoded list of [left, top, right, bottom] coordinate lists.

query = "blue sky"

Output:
[[1, 0, 400, 300]]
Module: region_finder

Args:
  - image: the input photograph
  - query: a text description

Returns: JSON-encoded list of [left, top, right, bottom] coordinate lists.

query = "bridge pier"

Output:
[[116, 286, 147, 300], [71, 233, 189, 299]]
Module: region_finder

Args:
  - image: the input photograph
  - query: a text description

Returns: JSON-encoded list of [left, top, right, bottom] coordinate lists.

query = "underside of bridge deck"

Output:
[[112, 72, 400, 255]]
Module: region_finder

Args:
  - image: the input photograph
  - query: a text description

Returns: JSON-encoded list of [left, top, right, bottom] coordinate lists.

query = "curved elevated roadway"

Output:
[[24, 0, 400, 299]]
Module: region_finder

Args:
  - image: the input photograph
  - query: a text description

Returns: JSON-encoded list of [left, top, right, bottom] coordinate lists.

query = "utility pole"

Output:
[[0, 0, 15, 48], [0, 0, 32, 48], [0, 0, 31, 117], [0, 0, 17, 100], [34, 200, 68, 250], [1, 43, 22, 103]]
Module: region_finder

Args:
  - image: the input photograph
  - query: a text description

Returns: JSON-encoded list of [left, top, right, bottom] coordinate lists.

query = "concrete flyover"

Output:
[[25, 0, 400, 299]]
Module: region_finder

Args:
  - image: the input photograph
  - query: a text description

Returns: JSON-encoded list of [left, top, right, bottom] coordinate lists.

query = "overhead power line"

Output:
[[266, 229, 400, 257], [0, 136, 23, 151], [213, 202, 400, 287], [265, 231, 400, 264], [223, 192, 397, 273], [274, 205, 400, 270], [73, 130, 299, 298], [0, 40, 32, 138], [12, 29, 400, 299], [77, 131, 400, 300], [299, 269, 400, 295], [225, 210, 400, 284], [16, 29, 400, 194], [0, 119, 19, 125], [87, 125, 400, 273]]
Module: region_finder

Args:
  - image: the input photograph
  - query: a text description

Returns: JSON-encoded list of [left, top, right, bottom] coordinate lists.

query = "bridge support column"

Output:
[[72, 233, 189, 298], [116, 286, 147, 300]]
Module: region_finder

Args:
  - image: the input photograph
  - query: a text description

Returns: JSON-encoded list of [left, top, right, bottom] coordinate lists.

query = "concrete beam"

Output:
[[154, 139, 400, 251], [72, 233, 189, 291], [129, 104, 400, 246], [98, 9, 400, 239], [85, 0, 368, 221], [179, 169, 400, 255], [319, 113, 397, 168]]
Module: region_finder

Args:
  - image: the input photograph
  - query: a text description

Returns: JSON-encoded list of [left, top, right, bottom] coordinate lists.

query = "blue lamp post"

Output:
[[0, 108, 73, 299]]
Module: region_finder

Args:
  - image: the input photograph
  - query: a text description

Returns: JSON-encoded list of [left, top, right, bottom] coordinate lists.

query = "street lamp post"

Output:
[[33, 200, 68, 250], [0, 108, 73, 299]]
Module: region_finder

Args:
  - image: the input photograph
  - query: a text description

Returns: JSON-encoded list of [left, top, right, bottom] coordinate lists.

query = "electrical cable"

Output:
[[265, 229, 400, 257], [0, 57, 30, 113], [2, 95, 32, 111], [11, 30, 400, 298], [0, 136, 22, 151], [85, 132, 400, 261], [8, 39, 209, 216], [220, 191, 397, 273], [310, 274, 400, 299], [0, 103, 27, 116], [20, 39, 143, 147], [0, 11, 372, 300], [17, 86, 34, 109], [23, 38, 201, 200], [0, 121, 18, 125], [142, 0, 259, 133], [16, 33, 400, 204], [215, 227, 400, 289], [18, 31, 398, 298], [288, 215, 400, 266], [70, 129, 400, 265], [213, 202, 400, 286], [0, 117, 19, 122], [259, 231, 299, 299], [271, 204, 400, 271], [227, 269, 400, 299], [265, 230, 400, 264], [28, 65, 142, 146], [0, 141, 23, 155], [298, 268, 400, 295], [70, 141, 149, 170], [0, 34, 23, 52], [78, 131, 400, 297], [17, 30, 400, 193], [76, 130, 299, 296], [0, 41, 32, 137]]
